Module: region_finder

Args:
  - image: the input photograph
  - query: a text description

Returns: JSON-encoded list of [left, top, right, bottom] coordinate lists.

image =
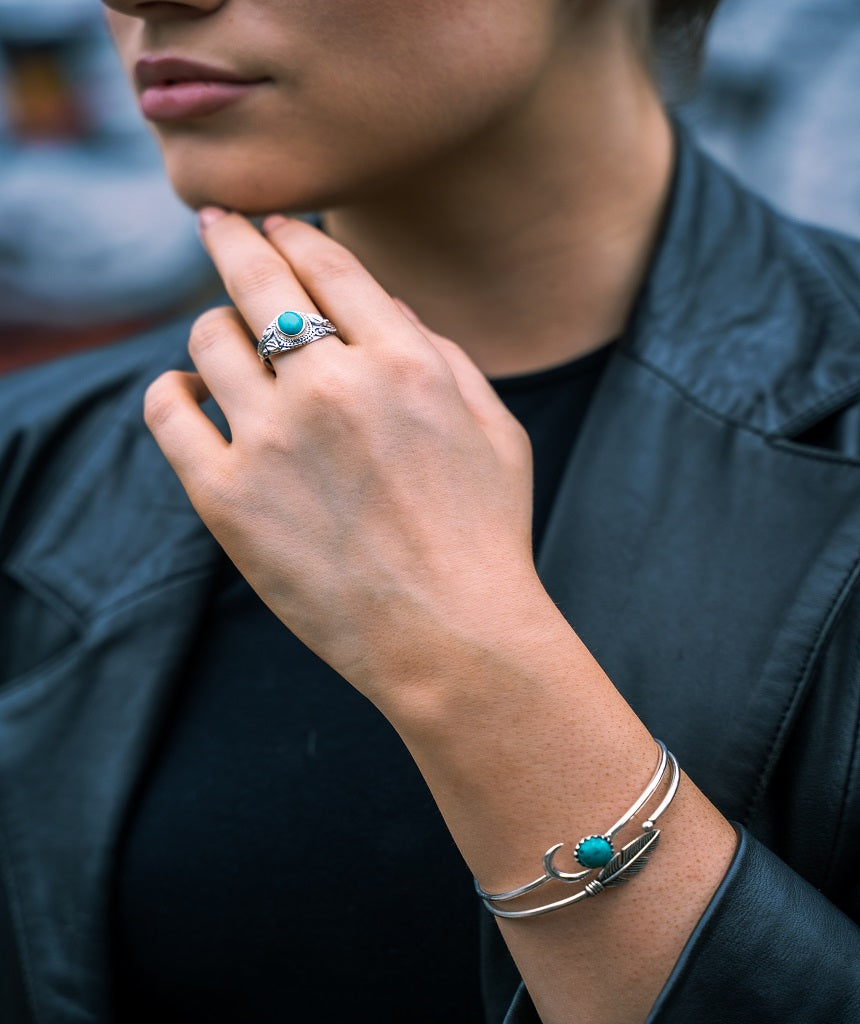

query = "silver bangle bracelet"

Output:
[[476, 740, 681, 919]]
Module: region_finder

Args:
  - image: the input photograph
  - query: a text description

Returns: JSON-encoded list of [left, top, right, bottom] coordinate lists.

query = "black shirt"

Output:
[[112, 342, 613, 1023]]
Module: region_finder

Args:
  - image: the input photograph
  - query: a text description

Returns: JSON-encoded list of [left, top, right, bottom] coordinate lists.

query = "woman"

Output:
[[0, 1, 858, 1021]]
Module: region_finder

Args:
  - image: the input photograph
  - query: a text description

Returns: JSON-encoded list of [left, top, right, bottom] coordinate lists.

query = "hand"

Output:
[[145, 211, 540, 714]]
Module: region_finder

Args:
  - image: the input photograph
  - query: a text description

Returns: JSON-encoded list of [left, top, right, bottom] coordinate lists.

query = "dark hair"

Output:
[[650, 0, 722, 101]]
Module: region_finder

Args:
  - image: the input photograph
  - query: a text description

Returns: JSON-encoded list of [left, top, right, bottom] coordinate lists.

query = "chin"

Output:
[[154, 128, 441, 216], [157, 138, 327, 215], [164, 166, 305, 217]]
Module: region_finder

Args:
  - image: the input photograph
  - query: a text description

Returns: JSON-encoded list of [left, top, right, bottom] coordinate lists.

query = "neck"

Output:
[[324, 17, 673, 378]]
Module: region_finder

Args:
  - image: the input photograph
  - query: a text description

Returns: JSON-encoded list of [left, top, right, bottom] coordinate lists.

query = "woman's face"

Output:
[[103, 0, 582, 213]]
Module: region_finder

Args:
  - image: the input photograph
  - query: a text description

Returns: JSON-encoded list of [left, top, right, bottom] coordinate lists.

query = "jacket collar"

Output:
[[626, 123, 860, 435]]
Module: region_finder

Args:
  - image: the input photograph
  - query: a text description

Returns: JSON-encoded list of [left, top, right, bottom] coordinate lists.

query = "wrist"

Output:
[[373, 573, 583, 735], [370, 590, 665, 892]]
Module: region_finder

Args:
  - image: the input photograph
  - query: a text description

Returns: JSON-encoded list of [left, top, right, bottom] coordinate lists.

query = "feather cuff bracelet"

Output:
[[475, 739, 680, 919]]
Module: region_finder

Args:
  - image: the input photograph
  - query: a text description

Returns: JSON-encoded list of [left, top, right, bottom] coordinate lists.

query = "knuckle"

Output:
[[255, 416, 295, 457], [230, 257, 286, 297], [142, 375, 178, 431], [301, 361, 355, 405], [429, 336, 460, 362], [389, 348, 449, 392], [303, 248, 361, 286], [510, 416, 531, 452], [299, 365, 382, 434], [188, 307, 233, 356], [503, 416, 533, 466], [199, 463, 240, 513]]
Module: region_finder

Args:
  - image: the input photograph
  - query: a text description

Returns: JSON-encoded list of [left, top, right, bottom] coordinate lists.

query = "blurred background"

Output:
[[0, 0, 218, 373], [680, 0, 860, 238], [0, 0, 858, 374]]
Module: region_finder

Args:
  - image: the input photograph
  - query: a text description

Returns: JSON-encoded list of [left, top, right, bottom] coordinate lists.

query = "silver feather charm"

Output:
[[595, 829, 661, 889]]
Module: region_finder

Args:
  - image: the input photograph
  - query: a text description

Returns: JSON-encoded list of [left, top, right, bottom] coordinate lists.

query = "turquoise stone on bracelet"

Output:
[[277, 311, 305, 336], [575, 835, 613, 868]]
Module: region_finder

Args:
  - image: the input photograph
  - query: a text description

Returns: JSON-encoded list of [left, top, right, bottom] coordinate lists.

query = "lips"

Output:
[[135, 57, 268, 121]]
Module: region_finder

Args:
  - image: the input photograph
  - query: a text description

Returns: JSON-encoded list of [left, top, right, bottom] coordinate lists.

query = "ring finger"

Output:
[[197, 207, 345, 372]]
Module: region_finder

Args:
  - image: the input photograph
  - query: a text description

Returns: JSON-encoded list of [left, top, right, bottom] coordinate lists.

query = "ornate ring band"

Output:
[[257, 310, 339, 367]]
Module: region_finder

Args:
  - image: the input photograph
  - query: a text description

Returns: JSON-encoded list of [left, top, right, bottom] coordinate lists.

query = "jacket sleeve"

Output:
[[646, 826, 860, 1021], [501, 827, 860, 1023]]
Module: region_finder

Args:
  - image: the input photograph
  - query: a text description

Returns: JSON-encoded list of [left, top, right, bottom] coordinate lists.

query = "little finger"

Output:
[[395, 301, 531, 463]]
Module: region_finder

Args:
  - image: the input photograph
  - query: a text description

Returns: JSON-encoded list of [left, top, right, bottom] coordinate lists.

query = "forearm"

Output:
[[382, 581, 737, 1024]]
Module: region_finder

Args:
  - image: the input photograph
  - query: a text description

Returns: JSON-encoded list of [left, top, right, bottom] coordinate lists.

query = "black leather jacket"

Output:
[[2, 132, 860, 1023]]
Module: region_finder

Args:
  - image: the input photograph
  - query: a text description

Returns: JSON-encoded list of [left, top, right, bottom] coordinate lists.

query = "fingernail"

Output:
[[262, 214, 289, 234], [197, 206, 228, 231]]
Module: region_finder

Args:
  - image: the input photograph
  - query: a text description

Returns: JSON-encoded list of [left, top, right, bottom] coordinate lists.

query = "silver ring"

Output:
[[257, 310, 339, 366]]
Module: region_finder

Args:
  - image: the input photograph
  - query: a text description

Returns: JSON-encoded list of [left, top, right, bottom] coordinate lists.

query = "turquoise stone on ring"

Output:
[[575, 835, 613, 868], [277, 311, 305, 336]]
